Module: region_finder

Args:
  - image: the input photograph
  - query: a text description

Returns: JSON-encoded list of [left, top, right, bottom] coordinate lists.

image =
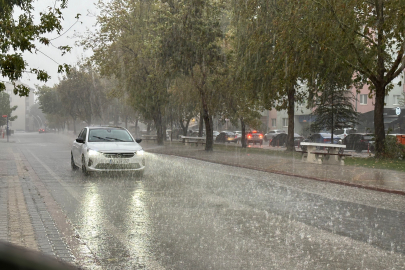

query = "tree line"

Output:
[[3, 0, 405, 157]]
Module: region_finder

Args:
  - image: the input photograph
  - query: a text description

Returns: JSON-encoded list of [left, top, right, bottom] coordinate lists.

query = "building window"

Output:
[[271, 118, 276, 127], [360, 94, 368, 105], [282, 118, 288, 127], [393, 95, 400, 105]]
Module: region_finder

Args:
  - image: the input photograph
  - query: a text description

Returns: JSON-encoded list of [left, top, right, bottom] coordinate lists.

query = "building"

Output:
[[262, 72, 405, 136], [3, 81, 36, 132]]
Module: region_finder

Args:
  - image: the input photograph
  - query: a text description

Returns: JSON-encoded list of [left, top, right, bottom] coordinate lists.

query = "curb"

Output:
[[146, 149, 405, 196]]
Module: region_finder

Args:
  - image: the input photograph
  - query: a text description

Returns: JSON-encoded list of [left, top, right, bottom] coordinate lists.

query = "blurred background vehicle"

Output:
[[264, 130, 285, 142], [246, 130, 264, 145], [38, 128, 46, 133], [300, 133, 340, 151], [215, 131, 238, 143], [213, 131, 220, 140], [334, 128, 357, 139], [270, 133, 304, 147], [342, 133, 375, 153], [234, 131, 242, 141]]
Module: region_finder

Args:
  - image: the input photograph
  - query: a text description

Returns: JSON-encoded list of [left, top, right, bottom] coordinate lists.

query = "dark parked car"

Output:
[[270, 133, 304, 147], [215, 131, 238, 143], [342, 133, 375, 153], [246, 130, 264, 145], [300, 133, 340, 151], [264, 129, 285, 141]]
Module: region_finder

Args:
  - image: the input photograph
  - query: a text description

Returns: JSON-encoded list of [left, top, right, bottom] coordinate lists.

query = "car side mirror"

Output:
[[136, 139, 142, 143], [76, 138, 84, 144]]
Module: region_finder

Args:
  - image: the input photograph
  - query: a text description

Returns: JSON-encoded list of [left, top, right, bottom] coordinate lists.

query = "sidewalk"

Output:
[[142, 141, 405, 196]]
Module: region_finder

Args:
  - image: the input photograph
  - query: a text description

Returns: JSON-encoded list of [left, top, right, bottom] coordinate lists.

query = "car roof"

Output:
[[87, 126, 126, 130]]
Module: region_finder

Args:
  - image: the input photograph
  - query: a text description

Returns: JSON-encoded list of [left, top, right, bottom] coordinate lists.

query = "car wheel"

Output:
[[71, 153, 79, 171], [82, 155, 90, 176]]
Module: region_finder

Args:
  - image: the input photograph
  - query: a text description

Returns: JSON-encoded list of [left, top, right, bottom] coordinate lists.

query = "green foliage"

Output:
[[0, 0, 75, 96], [300, 0, 405, 157], [0, 92, 18, 126], [309, 87, 359, 136], [382, 136, 405, 160]]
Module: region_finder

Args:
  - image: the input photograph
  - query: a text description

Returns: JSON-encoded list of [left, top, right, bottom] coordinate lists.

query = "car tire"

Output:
[[82, 155, 90, 176], [71, 153, 79, 171]]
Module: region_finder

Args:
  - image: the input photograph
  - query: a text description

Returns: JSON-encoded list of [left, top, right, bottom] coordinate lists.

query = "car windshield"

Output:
[[88, 129, 134, 142]]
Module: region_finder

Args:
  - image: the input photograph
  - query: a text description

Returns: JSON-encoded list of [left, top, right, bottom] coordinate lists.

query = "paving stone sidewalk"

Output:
[[142, 141, 405, 195], [0, 143, 74, 264]]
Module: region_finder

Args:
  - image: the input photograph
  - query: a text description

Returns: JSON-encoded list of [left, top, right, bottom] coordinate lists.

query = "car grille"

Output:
[[95, 163, 141, 170], [103, 153, 135, 158]]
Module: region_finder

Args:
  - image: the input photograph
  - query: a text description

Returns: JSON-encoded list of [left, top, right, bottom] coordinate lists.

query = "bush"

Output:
[[383, 136, 405, 160]]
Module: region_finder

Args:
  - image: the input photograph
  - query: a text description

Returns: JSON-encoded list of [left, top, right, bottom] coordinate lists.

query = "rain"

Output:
[[1, 0, 405, 269]]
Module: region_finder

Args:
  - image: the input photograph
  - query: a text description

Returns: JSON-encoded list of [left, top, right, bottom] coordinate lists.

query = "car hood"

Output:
[[87, 142, 142, 152]]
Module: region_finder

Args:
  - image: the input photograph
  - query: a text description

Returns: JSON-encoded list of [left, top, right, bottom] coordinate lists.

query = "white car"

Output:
[[71, 126, 145, 175]]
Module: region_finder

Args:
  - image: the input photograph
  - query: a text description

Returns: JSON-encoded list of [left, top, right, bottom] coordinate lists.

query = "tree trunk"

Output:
[[286, 87, 295, 151], [199, 107, 204, 137], [241, 117, 247, 148], [200, 93, 213, 151], [374, 83, 386, 157], [203, 112, 213, 151], [154, 111, 164, 145]]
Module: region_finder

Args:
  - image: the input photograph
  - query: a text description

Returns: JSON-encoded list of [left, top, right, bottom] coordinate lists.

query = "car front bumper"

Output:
[[86, 153, 146, 172]]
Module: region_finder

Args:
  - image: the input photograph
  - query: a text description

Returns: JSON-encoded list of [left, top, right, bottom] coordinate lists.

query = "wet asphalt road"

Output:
[[6, 132, 405, 269]]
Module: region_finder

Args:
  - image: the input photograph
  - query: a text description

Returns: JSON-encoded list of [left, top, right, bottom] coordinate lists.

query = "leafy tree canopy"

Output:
[[0, 0, 78, 96]]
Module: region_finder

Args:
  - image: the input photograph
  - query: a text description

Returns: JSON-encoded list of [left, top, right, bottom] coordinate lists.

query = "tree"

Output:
[[309, 87, 359, 141], [0, 0, 75, 96], [300, 0, 405, 157], [83, 0, 170, 145], [232, 0, 310, 151], [159, 0, 226, 151], [168, 76, 200, 137], [0, 92, 18, 127]]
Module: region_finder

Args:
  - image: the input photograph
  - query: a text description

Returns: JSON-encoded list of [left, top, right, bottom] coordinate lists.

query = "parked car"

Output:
[[215, 131, 238, 143], [213, 131, 220, 140], [71, 126, 145, 175], [264, 130, 285, 141], [246, 130, 264, 145], [334, 128, 356, 139], [300, 133, 340, 151], [342, 133, 375, 153], [270, 133, 304, 147], [234, 131, 242, 139]]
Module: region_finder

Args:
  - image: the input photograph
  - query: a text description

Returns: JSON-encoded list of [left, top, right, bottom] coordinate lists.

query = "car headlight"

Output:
[[88, 149, 100, 156], [136, 150, 145, 156]]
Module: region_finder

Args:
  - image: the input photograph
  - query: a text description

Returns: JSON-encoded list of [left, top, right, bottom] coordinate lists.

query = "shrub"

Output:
[[383, 136, 405, 160]]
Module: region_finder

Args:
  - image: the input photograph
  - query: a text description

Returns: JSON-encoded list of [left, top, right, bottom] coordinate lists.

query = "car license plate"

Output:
[[109, 159, 130, 164]]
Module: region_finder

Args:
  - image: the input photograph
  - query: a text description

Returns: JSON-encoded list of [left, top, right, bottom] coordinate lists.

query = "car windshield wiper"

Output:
[[106, 137, 124, 142], [92, 136, 112, 141]]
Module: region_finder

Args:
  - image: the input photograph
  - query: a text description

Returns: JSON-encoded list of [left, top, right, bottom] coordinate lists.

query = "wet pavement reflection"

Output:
[[3, 133, 405, 269]]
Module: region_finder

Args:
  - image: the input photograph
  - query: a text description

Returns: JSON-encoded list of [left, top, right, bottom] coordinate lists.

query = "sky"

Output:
[[20, 0, 99, 88]]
